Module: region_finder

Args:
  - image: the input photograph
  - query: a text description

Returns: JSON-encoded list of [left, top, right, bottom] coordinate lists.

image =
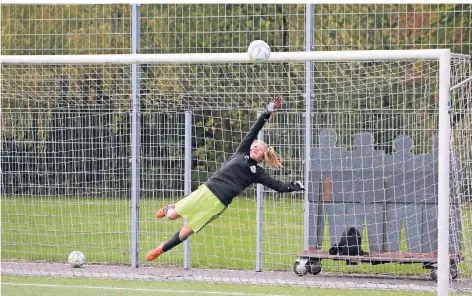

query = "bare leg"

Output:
[[156, 204, 181, 220], [179, 222, 194, 239], [166, 206, 181, 220]]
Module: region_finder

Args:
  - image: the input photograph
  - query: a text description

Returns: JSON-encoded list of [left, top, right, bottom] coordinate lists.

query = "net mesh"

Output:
[[1, 57, 470, 291]]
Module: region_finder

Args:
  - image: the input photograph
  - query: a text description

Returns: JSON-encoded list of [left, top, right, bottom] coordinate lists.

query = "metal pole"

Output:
[[130, 3, 141, 269], [184, 111, 192, 269], [303, 2, 314, 249], [437, 51, 451, 296], [256, 111, 264, 271]]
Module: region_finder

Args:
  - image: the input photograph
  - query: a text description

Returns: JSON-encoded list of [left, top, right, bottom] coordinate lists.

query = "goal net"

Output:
[[1, 51, 471, 292]]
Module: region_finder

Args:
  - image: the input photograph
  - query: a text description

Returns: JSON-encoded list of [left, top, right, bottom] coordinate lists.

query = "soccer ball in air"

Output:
[[68, 251, 85, 268], [247, 40, 271, 63]]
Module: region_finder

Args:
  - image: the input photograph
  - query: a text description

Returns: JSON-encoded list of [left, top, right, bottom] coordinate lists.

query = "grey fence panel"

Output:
[[308, 128, 463, 254]]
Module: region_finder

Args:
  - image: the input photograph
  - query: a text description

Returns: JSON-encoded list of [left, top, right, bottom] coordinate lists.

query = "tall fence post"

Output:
[[303, 2, 314, 249], [256, 111, 264, 271], [184, 111, 192, 269], [130, 3, 141, 269]]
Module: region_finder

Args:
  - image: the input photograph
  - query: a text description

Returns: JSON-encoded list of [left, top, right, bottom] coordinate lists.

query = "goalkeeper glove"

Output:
[[266, 96, 282, 113], [291, 181, 305, 191]]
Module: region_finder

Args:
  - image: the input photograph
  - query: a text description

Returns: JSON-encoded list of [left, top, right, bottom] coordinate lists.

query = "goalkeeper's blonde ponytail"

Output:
[[264, 146, 283, 169], [252, 140, 283, 169]]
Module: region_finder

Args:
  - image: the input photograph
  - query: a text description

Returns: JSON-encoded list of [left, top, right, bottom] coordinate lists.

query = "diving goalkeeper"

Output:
[[146, 96, 305, 261]]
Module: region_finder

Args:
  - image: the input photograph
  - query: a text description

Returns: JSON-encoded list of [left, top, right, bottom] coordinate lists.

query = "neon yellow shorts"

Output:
[[174, 184, 226, 233]]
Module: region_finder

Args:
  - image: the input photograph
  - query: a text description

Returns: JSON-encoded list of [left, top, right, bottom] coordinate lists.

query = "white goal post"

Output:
[[1, 49, 469, 295]]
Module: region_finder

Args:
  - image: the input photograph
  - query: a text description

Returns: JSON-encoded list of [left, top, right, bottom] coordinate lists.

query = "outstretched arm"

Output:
[[256, 170, 305, 193], [235, 96, 282, 153], [235, 111, 270, 153]]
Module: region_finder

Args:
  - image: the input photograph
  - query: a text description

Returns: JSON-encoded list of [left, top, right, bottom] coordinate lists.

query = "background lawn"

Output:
[[1, 196, 471, 278]]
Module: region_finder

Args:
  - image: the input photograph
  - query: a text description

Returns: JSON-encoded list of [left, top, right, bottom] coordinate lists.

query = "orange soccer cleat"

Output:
[[155, 205, 169, 219], [145, 243, 165, 261]]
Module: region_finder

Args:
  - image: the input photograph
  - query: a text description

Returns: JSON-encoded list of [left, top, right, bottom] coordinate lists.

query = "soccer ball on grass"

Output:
[[68, 251, 85, 268]]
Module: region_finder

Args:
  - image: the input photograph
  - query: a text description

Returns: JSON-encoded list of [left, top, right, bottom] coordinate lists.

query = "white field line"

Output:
[[2, 282, 291, 296]]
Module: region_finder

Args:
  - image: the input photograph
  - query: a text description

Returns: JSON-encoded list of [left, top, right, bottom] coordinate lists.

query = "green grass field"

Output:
[[1, 196, 471, 282], [4, 275, 458, 296]]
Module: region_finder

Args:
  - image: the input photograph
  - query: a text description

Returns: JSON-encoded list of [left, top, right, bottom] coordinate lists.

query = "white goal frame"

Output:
[[0, 49, 453, 295]]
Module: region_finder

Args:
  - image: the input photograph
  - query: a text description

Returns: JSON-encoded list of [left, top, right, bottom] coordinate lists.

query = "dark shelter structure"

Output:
[[294, 129, 463, 280]]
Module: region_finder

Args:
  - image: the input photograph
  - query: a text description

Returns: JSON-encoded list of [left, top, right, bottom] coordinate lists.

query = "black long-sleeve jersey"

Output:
[[204, 111, 298, 207]]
